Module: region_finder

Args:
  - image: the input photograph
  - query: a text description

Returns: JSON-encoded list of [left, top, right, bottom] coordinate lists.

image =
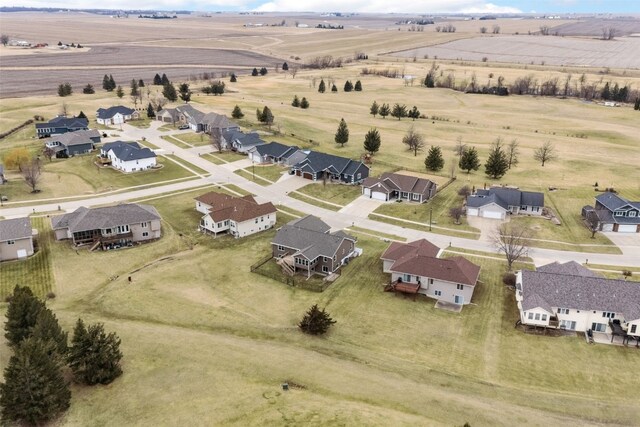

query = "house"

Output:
[[247, 141, 301, 165], [515, 261, 640, 343], [466, 187, 544, 220], [362, 172, 437, 203], [195, 191, 277, 238], [223, 130, 266, 153], [290, 151, 369, 184], [100, 141, 157, 173], [156, 104, 239, 134], [381, 239, 480, 306], [582, 192, 640, 233], [96, 106, 139, 125], [0, 217, 35, 261], [35, 116, 89, 138], [45, 129, 101, 158], [272, 215, 358, 277], [51, 204, 161, 249]]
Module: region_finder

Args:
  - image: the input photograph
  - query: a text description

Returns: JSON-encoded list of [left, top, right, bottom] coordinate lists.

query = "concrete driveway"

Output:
[[466, 215, 505, 242], [268, 174, 311, 193], [602, 232, 640, 256], [339, 196, 386, 218]]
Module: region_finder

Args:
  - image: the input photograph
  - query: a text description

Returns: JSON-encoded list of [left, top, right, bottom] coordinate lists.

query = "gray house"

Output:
[[247, 141, 301, 165], [45, 129, 101, 157], [582, 192, 640, 233], [0, 217, 35, 261], [223, 130, 266, 153], [362, 172, 437, 203], [466, 187, 544, 220], [156, 104, 239, 134], [36, 116, 89, 138], [272, 215, 357, 277], [52, 204, 162, 250], [290, 151, 369, 184]]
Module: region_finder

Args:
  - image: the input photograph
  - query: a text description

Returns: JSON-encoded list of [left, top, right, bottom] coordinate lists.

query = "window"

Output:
[[521, 205, 528, 211], [528, 312, 534, 320], [541, 314, 547, 321], [434, 290, 442, 296], [403, 274, 412, 282], [322, 266, 329, 273], [560, 320, 576, 330], [456, 284, 464, 290], [412, 193, 419, 200], [428, 278, 434, 285], [116, 225, 130, 234], [261, 217, 264, 222], [217, 222, 223, 228], [255, 218, 258, 224], [614, 210, 624, 217], [535, 313, 541, 321], [532, 207, 539, 212], [141, 222, 149, 228], [558, 308, 570, 315], [602, 312, 615, 319], [7, 240, 15, 245], [630, 211, 637, 217], [323, 256, 329, 262], [632, 325, 637, 334], [357, 173, 361, 179], [591, 322, 606, 332], [142, 232, 149, 237]]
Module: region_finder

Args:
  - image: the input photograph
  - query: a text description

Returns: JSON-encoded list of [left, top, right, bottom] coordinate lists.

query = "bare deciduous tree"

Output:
[[22, 157, 42, 193], [457, 185, 471, 198], [454, 136, 466, 156], [43, 146, 56, 162], [402, 125, 425, 157], [59, 102, 68, 117], [492, 222, 533, 271], [601, 26, 617, 40], [585, 209, 601, 238], [449, 206, 464, 225], [210, 128, 224, 153], [506, 138, 519, 169], [533, 141, 557, 167], [290, 67, 299, 79]]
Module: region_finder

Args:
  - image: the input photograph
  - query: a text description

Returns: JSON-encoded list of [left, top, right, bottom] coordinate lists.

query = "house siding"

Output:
[[232, 213, 276, 238], [390, 273, 474, 305], [0, 237, 34, 262]]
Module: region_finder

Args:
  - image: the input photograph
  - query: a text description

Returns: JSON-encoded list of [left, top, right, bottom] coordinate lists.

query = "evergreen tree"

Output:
[[259, 67, 268, 76], [108, 75, 116, 91], [425, 73, 435, 88], [354, 80, 362, 91], [343, 80, 353, 92], [485, 142, 509, 179], [64, 83, 72, 96], [160, 73, 169, 86], [130, 79, 139, 97], [232, 105, 244, 119], [147, 103, 156, 118], [318, 79, 326, 93], [4, 285, 45, 347], [0, 337, 71, 425], [391, 103, 407, 120], [424, 145, 445, 171], [57, 84, 67, 97], [363, 128, 381, 155], [230, 73, 237, 82], [138, 79, 145, 87], [379, 103, 390, 118], [178, 83, 191, 102], [210, 81, 225, 95], [67, 319, 123, 385], [102, 74, 111, 91], [251, 68, 259, 76], [82, 84, 95, 94], [153, 73, 162, 85], [331, 84, 338, 92], [163, 82, 178, 102], [334, 118, 349, 147], [31, 308, 68, 359], [261, 106, 274, 127], [298, 304, 336, 335], [459, 147, 481, 173], [370, 100, 379, 118], [300, 97, 309, 109], [635, 98, 640, 110], [116, 85, 124, 98], [408, 106, 420, 120], [291, 95, 300, 107], [282, 62, 289, 71], [77, 110, 87, 119], [256, 107, 263, 122], [601, 82, 611, 100]]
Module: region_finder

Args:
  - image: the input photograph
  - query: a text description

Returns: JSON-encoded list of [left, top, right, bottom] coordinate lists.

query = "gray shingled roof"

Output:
[[288, 215, 331, 233], [96, 105, 135, 120], [36, 116, 88, 130], [520, 269, 640, 322], [253, 142, 300, 159], [467, 187, 544, 210], [272, 215, 354, 260], [46, 129, 100, 147], [362, 173, 436, 196], [0, 217, 32, 242], [101, 141, 156, 161], [536, 261, 600, 278], [51, 204, 161, 233], [292, 151, 368, 177]]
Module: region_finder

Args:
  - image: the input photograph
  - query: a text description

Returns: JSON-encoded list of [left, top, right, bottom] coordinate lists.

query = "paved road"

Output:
[[2, 121, 639, 268]]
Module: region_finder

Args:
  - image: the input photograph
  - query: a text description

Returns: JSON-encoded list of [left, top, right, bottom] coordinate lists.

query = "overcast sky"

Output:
[[1, 0, 637, 13]]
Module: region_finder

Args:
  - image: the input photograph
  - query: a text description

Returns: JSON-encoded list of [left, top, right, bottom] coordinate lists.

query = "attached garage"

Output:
[[363, 188, 371, 197], [303, 172, 313, 180], [371, 191, 388, 201], [479, 207, 506, 220], [616, 224, 638, 233], [466, 208, 479, 217]]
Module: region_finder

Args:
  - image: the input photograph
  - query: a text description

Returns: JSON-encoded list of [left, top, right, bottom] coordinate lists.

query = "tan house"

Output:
[[381, 239, 481, 307], [362, 172, 437, 203], [0, 217, 35, 261], [51, 204, 161, 250], [195, 191, 277, 238]]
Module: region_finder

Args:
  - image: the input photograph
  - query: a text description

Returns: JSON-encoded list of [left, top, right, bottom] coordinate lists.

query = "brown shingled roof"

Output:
[[381, 238, 440, 261], [197, 191, 276, 223]]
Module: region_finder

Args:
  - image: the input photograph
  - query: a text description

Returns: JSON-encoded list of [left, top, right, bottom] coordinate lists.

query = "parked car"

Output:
[[178, 124, 189, 130]]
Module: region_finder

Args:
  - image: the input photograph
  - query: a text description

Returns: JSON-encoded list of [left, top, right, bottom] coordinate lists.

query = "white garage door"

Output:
[[481, 210, 504, 220], [17, 249, 27, 259], [371, 191, 388, 201], [618, 224, 638, 233], [363, 188, 371, 197], [467, 208, 478, 217]]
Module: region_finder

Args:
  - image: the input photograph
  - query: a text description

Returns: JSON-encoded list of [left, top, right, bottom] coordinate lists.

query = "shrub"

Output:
[[299, 304, 335, 335], [502, 272, 516, 287]]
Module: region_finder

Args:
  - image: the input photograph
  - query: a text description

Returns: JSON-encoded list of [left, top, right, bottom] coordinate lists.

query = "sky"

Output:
[[1, 0, 638, 14]]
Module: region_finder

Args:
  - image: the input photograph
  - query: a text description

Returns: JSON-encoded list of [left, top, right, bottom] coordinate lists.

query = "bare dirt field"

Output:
[[553, 18, 640, 36], [392, 35, 640, 69]]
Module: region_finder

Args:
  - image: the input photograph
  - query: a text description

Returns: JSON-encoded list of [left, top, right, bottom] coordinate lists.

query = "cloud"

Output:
[[255, 0, 521, 13], [3, 0, 251, 10]]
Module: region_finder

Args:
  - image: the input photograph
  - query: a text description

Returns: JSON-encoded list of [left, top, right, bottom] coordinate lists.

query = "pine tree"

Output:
[[379, 103, 390, 119], [102, 74, 111, 91], [259, 67, 268, 76], [31, 308, 68, 359], [425, 72, 435, 88], [57, 84, 67, 97], [370, 101, 379, 118], [147, 103, 156, 118], [334, 118, 349, 147], [261, 106, 274, 127], [300, 97, 309, 109], [82, 84, 95, 94], [318, 79, 326, 93], [232, 105, 244, 119], [178, 83, 191, 102], [485, 143, 509, 179], [153, 73, 162, 85], [298, 304, 336, 335], [116, 85, 124, 98], [343, 80, 353, 92], [601, 82, 611, 100], [408, 106, 420, 120], [354, 80, 362, 91], [230, 73, 237, 82], [391, 103, 407, 120], [67, 319, 123, 385], [256, 107, 263, 122], [282, 62, 289, 71], [291, 95, 300, 107], [77, 110, 87, 119], [331, 84, 338, 92], [363, 128, 381, 155], [4, 285, 45, 347], [161, 73, 169, 86], [424, 146, 445, 171], [0, 337, 71, 425], [138, 79, 145, 87], [251, 68, 259, 76], [459, 147, 481, 173], [130, 79, 139, 97], [63, 83, 72, 96], [108, 75, 116, 91], [163, 82, 178, 102], [635, 98, 640, 110]]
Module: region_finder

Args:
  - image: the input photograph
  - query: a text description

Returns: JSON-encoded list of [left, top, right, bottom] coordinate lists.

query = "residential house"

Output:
[[466, 187, 544, 220], [45, 129, 101, 158], [290, 151, 369, 184], [35, 116, 89, 138], [156, 104, 239, 134], [223, 130, 266, 153], [362, 172, 437, 203], [96, 106, 139, 125], [247, 141, 301, 165], [100, 141, 157, 173], [272, 215, 358, 277], [195, 191, 277, 238], [381, 239, 480, 306], [582, 192, 640, 233], [515, 261, 640, 342], [0, 217, 35, 261], [51, 204, 161, 249]]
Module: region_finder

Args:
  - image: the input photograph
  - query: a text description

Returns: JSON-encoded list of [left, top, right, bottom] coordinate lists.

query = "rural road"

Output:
[[2, 121, 639, 268]]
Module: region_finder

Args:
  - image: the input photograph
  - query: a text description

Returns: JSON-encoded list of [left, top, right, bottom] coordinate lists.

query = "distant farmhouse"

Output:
[[0, 217, 35, 262], [582, 192, 640, 233], [195, 191, 277, 238], [156, 104, 239, 134], [96, 106, 139, 125], [362, 172, 437, 203], [52, 204, 161, 249], [100, 141, 156, 173], [36, 116, 89, 138], [45, 129, 101, 158], [466, 187, 544, 220]]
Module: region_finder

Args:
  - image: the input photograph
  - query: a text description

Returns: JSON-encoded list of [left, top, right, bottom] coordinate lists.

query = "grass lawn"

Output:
[[162, 154, 210, 176], [160, 135, 191, 149], [288, 192, 342, 211], [220, 183, 254, 196], [127, 117, 154, 129], [346, 225, 407, 242], [157, 124, 175, 132], [234, 168, 273, 186], [293, 182, 362, 207], [0, 217, 54, 300], [202, 151, 246, 165], [170, 132, 211, 147], [276, 205, 306, 218]]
